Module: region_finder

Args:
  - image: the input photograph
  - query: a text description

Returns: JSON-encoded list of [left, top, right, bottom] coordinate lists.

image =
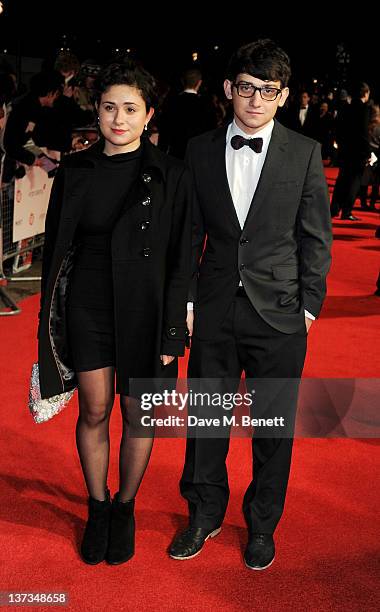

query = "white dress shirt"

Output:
[[226, 119, 273, 228], [299, 105, 308, 126]]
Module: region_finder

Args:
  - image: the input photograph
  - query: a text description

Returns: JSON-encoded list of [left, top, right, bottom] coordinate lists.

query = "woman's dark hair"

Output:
[[94, 61, 157, 110], [226, 39, 291, 88]]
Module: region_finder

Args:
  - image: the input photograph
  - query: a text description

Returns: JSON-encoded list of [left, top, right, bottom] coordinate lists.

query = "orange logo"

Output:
[[29, 213, 35, 225]]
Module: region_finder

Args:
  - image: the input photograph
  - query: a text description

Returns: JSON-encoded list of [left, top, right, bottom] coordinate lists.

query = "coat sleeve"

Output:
[[3, 106, 36, 166], [161, 166, 192, 356], [185, 139, 206, 304], [298, 141, 333, 318], [37, 165, 65, 335]]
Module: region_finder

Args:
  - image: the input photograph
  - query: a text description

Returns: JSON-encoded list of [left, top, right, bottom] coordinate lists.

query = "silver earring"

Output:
[[144, 123, 148, 131]]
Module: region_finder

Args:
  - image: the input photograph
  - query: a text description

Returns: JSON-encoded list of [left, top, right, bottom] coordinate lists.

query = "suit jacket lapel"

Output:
[[243, 120, 289, 229], [209, 126, 241, 233]]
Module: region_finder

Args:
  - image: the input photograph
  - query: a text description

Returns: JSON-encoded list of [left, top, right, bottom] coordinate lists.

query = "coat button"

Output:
[[240, 238, 249, 245], [142, 248, 151, 257], [240, 264, 245, 271], [142, 173, 152, 183], [141, 196, 151, 206], [141, 221, 150, 230], [168, 327, 177, 336]]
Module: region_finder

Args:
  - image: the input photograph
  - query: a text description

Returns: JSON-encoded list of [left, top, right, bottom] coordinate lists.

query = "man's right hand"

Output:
[[186, 310, 194, 337]]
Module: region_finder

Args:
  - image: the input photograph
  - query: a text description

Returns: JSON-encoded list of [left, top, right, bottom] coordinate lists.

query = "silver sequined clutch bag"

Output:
[[29, 362, 76, 424]]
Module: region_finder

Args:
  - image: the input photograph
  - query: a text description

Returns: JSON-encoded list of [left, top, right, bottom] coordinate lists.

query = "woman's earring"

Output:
[[144, 123, 148, 131]]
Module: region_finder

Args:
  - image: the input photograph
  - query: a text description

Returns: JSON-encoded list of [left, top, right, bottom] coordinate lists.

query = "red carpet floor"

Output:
[[0, 172, 379, 611]]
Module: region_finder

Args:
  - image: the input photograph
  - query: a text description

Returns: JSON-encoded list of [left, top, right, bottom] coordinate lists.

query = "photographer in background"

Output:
[[54, 50, 81, 97], [3, 67, 94, 183], [53, 51, 95, 138], [2, 71, 63, 182]]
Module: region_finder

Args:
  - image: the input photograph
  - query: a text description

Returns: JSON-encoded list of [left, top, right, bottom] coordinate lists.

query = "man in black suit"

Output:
[[330, 82, 371, 220], [169, 39, 332, 570], [158, 68, 217, 159], [286, 90, 319, 139]]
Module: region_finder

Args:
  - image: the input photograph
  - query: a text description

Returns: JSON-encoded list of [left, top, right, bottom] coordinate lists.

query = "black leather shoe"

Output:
[[106, 493, 135, 565], [169, 526, 221, 560], [244, 534, 275, 570], [341, 214, 361, 221], [80, 488, 111, 565]]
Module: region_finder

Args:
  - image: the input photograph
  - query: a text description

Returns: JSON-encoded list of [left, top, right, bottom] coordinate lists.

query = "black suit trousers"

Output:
[[180, 293, 307, 534], [331, 161, 364, 216]]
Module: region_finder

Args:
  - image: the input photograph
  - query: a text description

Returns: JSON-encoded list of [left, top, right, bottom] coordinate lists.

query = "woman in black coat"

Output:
[[37, 61, 191, 565]]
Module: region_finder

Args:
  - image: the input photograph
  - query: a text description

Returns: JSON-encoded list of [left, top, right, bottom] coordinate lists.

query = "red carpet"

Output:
[[1, 171, 379, 611]]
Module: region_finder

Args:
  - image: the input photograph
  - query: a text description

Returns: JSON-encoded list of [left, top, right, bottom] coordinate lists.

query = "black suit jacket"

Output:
[[286, 103, 320, 139], [338, 99, 371, 166], [158, 92, 217, 159], [187, 120, 332, 338]]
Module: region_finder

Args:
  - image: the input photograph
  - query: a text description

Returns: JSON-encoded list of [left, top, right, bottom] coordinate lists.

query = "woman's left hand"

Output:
[[160, 355, 175, 366]]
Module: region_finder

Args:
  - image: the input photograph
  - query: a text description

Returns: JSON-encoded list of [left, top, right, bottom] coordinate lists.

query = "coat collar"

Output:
[[61, 136, 167, 221], [64, 135, 166, 181]]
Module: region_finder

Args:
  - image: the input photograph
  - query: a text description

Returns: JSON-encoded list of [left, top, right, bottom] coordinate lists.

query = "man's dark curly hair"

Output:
[[94, 61, 157, 110], [226, 39, 291, 88]]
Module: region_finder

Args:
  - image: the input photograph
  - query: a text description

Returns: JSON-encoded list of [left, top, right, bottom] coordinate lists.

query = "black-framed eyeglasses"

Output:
[[233, 82, 283, 101]]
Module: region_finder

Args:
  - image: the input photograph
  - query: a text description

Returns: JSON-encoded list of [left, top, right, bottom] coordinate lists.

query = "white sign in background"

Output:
[[12, 146, 60, 242]]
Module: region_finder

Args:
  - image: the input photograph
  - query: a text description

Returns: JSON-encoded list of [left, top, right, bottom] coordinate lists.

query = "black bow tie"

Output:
[[230, 134, 263, 153]]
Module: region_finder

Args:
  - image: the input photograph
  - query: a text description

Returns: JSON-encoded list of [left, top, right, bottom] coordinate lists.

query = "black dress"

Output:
[[67, 146, 142, 375]]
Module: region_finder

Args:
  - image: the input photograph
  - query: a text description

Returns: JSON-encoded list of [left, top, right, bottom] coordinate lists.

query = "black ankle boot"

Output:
[[106, 492, 135, 565], [80, 488, 111, 565]]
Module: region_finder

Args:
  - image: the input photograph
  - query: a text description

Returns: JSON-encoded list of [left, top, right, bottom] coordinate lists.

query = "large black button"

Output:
[[142, 248, 151, 257], [240, 238, 249, 245], [141, 196, 151, 206], [240, 264, 245, 271], [141, 221, 150, 230], [142, 173, 152, 183], [168, 327, 177, 336]]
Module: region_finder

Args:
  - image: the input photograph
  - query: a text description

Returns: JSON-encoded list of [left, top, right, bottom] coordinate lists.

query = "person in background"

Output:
[[2, 71, 63, 181], [74, 59, 102, 113], [0, 71, 17, 173], [315, 101, 335, 162], [286, 89, 319, 139], [54, 50, 81, 96], [331, 82, 371, 220], [360, 104, 380, 210], [158, 67, 217, 158]]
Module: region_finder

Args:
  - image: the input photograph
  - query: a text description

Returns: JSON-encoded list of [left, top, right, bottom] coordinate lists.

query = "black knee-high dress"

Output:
[[66, 146, 142, 380]]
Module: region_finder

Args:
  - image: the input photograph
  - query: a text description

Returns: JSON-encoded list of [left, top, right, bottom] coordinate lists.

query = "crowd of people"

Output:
[[1, 50, 379, 213]]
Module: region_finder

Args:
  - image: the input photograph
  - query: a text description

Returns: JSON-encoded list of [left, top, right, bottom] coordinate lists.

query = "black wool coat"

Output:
[[37, 137, 191, 398]]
